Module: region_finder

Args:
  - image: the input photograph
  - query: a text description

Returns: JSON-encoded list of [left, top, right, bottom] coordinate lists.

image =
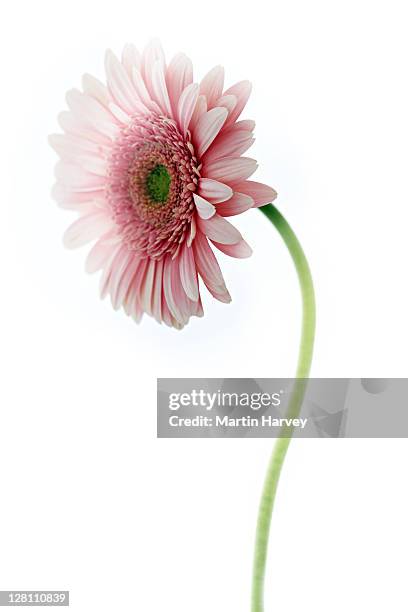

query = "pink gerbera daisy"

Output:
[[50, 40, 277, 329]]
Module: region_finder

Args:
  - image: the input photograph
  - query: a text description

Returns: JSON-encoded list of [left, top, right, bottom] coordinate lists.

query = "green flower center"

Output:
[[146, 164, 171, 204]]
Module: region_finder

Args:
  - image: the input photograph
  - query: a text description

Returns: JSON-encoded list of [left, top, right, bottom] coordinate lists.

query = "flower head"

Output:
[[50, 40, 277, 328]]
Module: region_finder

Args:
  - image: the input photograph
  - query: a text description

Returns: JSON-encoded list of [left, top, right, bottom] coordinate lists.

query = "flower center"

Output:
[[146, 164, 171, 204], [107, 113, 199, 259]]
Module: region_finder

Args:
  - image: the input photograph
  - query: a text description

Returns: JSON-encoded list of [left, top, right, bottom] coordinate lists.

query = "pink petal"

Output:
[[100, 242, 126, 299], [64, 212, 113, 249], [189, 94, 207, 132], [77, 154, 107, 177], [115, 257, 143, 310], [231, 180, 278, 206], [52, 183, 107, 210], [58, 111, 112, 146], [123, 282, 144, 319], [177, 83, 199, 137], [109, 247, 133, 309], [59, 201, 98, 214], [49, 133, 108, 161], [224, 119, 255, 134], [211, 238, 252, 258], [121, 43, 141, 77], [122, 257, 147, 309], [105, 50, 141, 115], [163, 254, 184, 324], [171, 258, 200, 326], [187, 215, 197, 247], [82, 74, 112, 108], [175, 274, 200, 323], [142, 39, 166, 72], [179, 243, 199, 301], [55, 161, 106, 191], [108, 102, 131, 125], [203, 129, 254, 162], [166, 53, 193, 116], [130, 302, 143, 323], [161, 294, 174, 328], [188, 296, 204, 319], [214, 94, 237, 117], [66, 89, 119, 140], [215, 192, 254, 217], [123, 269, 147, 319], [151, 59, 172, 117], [197, 213, 242, 245], [223, 80, 252, 126], [193, 194, 216, 219], [110, 255, 137, 309], [139, 258, 156, 315], [199, 66, 224, 109], [210, 288, 232, 303], [198, 178, 233, 203], [131, 67, 158, 112], [85, 233, 120, 273], [114, 255, 146, 314], [202, 157, 258, 184], [141, 39, 166, 99], [151, 258, 164, 322], [193, 231, 231, 302], [193, 107, 228, 158]]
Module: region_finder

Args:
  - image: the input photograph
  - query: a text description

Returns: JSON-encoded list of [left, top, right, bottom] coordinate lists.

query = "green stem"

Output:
[[251, 204, 316, 612]]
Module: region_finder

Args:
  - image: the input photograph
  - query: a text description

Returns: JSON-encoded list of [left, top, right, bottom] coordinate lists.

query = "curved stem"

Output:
[[251, 204, 316, 612]]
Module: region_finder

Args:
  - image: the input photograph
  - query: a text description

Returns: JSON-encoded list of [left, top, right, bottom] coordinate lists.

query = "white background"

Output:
[[1, 0, 408, 610]]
